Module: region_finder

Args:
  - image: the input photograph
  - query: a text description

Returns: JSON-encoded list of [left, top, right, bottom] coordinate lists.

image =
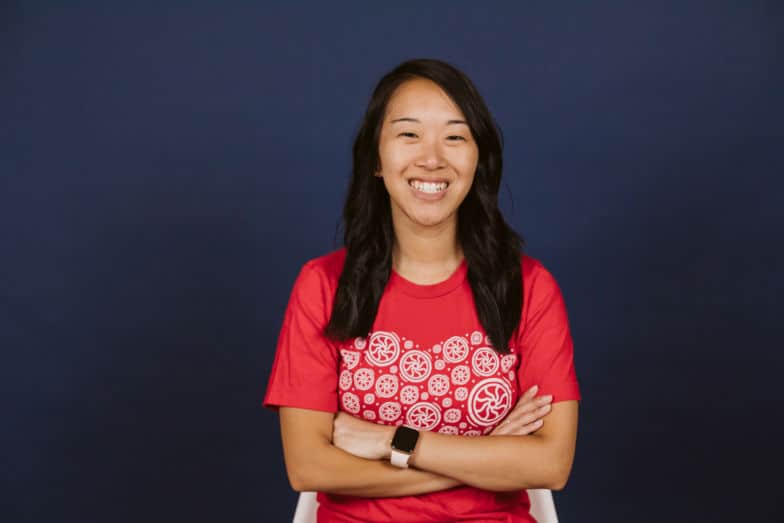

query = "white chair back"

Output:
[[293, 489, 559, 522]]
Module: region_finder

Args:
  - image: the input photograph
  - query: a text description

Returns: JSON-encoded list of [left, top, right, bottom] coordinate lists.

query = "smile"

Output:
[[408, 179, 449, 194]]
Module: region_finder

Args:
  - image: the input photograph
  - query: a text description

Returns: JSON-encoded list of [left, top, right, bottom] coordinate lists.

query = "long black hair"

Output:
[[324, 58, 524, 354]]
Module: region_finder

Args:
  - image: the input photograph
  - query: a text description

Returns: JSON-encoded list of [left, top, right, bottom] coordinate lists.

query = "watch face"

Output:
[[391, 426, 419, 452]]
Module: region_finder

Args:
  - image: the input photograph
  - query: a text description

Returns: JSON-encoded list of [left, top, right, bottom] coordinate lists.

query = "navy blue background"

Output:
[[2, 2, 782, 521]]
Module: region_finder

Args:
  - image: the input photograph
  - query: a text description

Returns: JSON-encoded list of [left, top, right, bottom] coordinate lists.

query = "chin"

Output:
[[412, 212, 452, 228]]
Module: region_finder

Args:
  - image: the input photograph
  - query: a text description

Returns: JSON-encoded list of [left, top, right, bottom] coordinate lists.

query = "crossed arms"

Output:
[[278, 389, 578, 498]]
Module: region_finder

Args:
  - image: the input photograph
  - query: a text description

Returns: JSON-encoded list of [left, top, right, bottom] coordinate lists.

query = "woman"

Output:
[[263, 58, 580, 522]]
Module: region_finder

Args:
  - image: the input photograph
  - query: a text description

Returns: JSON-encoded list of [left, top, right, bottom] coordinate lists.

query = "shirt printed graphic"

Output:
[[339, 330, 517, 435]]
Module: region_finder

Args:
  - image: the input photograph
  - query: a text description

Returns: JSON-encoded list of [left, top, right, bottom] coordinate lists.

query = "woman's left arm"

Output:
[[336, 400, 578, 492], [412, 400, 578, 491]]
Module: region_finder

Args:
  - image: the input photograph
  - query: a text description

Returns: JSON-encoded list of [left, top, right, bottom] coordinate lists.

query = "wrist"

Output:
[[389, 425, 421, 468], [381, 425, 395, 460]]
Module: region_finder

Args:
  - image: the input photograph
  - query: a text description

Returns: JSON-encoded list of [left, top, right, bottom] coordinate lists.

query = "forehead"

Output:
[[385, 78, 465, 120]]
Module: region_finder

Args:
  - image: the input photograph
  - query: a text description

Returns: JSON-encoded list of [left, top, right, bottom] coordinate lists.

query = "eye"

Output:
[[447, 135, 467, 141], [398, 132, 418, 138]]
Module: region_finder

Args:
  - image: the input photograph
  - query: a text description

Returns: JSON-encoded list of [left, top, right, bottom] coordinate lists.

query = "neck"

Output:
[[390, 211, 463, 282]]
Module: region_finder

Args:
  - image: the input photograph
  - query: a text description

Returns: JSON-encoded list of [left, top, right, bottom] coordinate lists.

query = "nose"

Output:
[[414, 139, 446, 170]]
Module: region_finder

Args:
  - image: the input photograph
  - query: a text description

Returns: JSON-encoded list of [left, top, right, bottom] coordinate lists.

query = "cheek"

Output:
[[378, 142, 410, 172], [453, 155, 479, 182], [449, 145, 479, 171]]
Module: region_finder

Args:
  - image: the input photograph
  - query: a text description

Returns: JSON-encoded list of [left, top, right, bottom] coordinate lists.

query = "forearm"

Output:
[[292, 442, 462, 497], [409, 432, 565, 491]]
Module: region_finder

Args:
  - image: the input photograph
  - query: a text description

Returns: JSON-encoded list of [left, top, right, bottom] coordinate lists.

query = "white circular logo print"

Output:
[[340, 349, 360, 370], [375, 374, 398, 398], [444, 408, 462, 424], [501, 354, 517, 373], [339, 370, 353, 391], [442, 336, 469, 363], [365, 331, 400, 366], [353, 368, 375, 390], [399, 350, 432, 383], [427, 374, 450, 396], [454, 386, 469, 401], [378, 401, 402, 422], [450, 365, 470, 385], [354, 337, 367, 350], [341, 392, 360, 414], [471, 347, 500, 376], [399, 385, 419, 405], [406, 402, 441, 431], [467, 378, 513, 426]]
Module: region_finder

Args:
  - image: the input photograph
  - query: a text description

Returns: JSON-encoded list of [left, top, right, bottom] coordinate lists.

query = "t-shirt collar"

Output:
[[387, 258, 468, 298]]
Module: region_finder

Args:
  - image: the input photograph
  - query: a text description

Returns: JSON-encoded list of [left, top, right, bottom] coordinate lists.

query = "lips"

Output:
[[408, 178, 449, 200]]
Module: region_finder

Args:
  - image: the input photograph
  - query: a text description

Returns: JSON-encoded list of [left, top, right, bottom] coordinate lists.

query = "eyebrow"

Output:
[[389, 117, 468, 126]]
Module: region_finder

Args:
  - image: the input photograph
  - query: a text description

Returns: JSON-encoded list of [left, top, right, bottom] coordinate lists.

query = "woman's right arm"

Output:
[[279, 407, 461, 497], [279, 384, 551, 497]]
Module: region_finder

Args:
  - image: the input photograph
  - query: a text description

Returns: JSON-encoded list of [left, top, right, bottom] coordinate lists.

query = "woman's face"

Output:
[[375, 78, 479, 232]]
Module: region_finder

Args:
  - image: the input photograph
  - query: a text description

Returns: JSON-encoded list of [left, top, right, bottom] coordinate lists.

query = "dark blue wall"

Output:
[[2, 2, 781, 521]]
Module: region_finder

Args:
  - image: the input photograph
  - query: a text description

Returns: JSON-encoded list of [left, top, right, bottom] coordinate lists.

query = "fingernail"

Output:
[[529, 385, 539, 394], [543, 395, 553, 402]]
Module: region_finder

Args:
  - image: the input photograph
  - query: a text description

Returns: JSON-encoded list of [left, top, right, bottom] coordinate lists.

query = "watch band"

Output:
[[390, 449, 412, 468]]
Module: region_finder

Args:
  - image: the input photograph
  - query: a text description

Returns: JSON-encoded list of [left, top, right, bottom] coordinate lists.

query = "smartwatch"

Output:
[[390, 425, 420, 468]]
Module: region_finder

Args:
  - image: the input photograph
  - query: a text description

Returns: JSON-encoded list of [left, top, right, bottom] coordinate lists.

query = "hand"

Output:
[[332, 411, 395, 460], [491, 385, 552, 436]]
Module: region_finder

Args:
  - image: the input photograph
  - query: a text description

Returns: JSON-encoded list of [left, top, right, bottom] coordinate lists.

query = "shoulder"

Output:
[[519, 253, 567, 316], [521, 253, 558, 288], [300, 246, 346, 285], [290, 247, 346, 311]]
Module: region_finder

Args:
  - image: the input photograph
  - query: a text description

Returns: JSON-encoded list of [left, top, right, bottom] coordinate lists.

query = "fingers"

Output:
[[510, 391, 553, 419], [493, 416, 544, 436], [521, 384, 539, 402], [492, 417, 543, 436], [491, 388, 554, 436], [523, 419, 544, 434], [509, 401, 551, 425]]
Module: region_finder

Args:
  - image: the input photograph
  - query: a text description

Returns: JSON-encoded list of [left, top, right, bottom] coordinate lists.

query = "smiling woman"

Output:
[[376, 78, 479, 225], [263, 58, 580, 523]]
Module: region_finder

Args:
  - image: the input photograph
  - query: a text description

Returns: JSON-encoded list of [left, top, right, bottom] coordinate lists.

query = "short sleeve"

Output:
[[262, 261, 339, 413], [516, 262, 581, 403]]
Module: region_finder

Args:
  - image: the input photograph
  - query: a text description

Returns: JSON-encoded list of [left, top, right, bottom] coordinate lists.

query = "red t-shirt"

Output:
[[263, 248, 580, 522]]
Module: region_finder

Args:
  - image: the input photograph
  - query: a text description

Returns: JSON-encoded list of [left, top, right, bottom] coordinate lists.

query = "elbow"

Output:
[[284, 441, 334, 492], [285, 460, 322, 493], [288, 467, 323, 493], [287, 471, 307, 493], [546, 461, 574, 491], [548, 476, 568, 492], [506, 465, 570, 492], [286, 467, 307, 492], [515, 454, 572, 491]]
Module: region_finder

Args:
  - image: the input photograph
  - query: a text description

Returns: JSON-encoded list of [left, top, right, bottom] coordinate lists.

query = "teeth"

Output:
[[409, 180, 448, 193]]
